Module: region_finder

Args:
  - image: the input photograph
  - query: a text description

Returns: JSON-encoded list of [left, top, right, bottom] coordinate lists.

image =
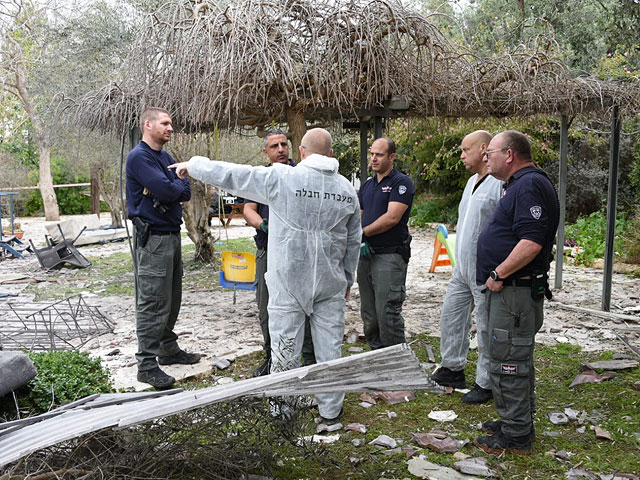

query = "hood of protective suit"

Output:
[[187, 155, 362, 315]]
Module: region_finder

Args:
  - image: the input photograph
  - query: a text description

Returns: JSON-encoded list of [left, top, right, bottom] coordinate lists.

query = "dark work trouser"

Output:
[[256, 247, 315, 365], [357, 252, 407, 349], [487, 286, 543, 437], [134, 231, 182, 371]]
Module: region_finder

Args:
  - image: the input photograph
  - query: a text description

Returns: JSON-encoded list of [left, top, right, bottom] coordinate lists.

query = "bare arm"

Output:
[[362, 201, 408, 237], [243, 202, 263, 229], [485, 239, 543, 292]]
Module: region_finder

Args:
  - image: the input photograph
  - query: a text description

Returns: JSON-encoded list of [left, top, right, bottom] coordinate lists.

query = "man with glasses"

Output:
[[430, 130, 502, 404], [474, 130, 559, 455], [357, 137, 415, 350], [243, 130, 316, 377]]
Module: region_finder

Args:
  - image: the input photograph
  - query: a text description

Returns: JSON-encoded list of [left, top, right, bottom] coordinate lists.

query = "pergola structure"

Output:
[[74, 0, 640, 311]]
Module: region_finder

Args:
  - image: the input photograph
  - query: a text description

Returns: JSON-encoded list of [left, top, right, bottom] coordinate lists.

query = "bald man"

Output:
[[169, 128, 361, 424], [430, 131, 503, 404]]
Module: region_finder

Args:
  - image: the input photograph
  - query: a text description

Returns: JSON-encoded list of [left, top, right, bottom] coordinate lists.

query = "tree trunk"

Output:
[[14, 68, 59, 220], [90, 164, 101, 215], [37, 145, 60, 221], [286, 107, 307, 163], [95, 162, 124, 227], [182, 176, 216, 264]]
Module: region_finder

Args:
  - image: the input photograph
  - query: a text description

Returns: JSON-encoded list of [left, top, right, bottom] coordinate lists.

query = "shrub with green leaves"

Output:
[[565, 209, 632, 265], [409, 194, 460, 227], [25, 351, 112, 413]]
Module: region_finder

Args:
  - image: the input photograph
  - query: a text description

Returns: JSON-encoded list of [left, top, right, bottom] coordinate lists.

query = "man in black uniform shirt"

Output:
[[474, 130, 559, 455], [357, 137, 415, 349], [126, 107, 201, 389]]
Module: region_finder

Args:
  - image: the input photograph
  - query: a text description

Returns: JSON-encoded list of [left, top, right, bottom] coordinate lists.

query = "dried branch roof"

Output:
[[74, 0, 640, 133]]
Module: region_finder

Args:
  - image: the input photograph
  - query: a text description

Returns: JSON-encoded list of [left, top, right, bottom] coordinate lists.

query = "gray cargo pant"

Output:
[[487, 286, 543, 437], [134, 231, 182, 371], [357, 253, 407, 349], [256, 248, 315, 365]]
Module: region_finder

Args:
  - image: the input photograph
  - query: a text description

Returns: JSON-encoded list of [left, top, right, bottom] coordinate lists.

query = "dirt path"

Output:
[[2, 215, 639, 390]]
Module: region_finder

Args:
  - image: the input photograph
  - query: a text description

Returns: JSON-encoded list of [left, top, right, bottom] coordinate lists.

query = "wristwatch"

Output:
[[490, 270, 502, 281]]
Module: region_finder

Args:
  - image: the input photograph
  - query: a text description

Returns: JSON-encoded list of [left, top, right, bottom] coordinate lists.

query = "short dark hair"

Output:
[[140, 107, 170, 130], [501, 130, 531, 160], [378, 137, 396, 155], [264, 129, 287, 147]]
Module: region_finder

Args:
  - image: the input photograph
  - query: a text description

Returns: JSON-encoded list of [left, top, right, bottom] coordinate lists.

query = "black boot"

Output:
[[253, 354, 271, 377]]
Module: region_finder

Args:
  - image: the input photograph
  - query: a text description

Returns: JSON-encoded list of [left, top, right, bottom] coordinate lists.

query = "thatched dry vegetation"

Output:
[[74, 0, 640, 146]]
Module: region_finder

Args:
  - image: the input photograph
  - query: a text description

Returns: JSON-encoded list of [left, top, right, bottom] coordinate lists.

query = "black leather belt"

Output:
[[503, 278, 532, 287], [149, 230, 179, 236], [372, 245, 401, 254]]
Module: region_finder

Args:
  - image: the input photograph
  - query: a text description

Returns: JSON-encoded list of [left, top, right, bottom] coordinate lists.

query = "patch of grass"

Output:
[[210, 335, 640, 479], [26, 237, 256, 299]]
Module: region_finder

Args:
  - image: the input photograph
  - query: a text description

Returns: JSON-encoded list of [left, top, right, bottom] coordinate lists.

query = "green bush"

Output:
[[565, 209, 632, 265], [409, 193, 460, 227], [25, 350, 112, 413]]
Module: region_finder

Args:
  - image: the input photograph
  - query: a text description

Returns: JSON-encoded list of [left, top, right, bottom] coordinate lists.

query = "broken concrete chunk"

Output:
[[453, 452, 471, 461], [211, 357, 231, 369], [348, 456, 363, 466], [348, 346, 364, 353], [316, 422, 342, 433], [300, 433, 340, 444], [569, 370, 616, 388], [352, 438, 366, 447], [345, 422, 367, 434], [555, 450, 573, 461], [408, 456, 478, 479], [599, 473, 640, 480], [106, 348, 120, 356], [548, 411, 570, 425], [359, 393, 377, 405], [612, 353, 633, 360], [593, 425, 613, 441], [582, 360, 639, 371], [410, 432, 468, 453], [377, 390, 415, 405], [576, 426, 586, 434], [369, 434, 397, 449], [345, 329, 358, 344], [403, 445, 419, 458], [633, 381, 640, 391], [387, 411, 398, 420], [564, 408, 580, 421], [382, 447, 403, 455], [359, 401, 374, 408], [428, 410, 458, 422], [566, 468, 599, 480], [454, 457, 496, 477]]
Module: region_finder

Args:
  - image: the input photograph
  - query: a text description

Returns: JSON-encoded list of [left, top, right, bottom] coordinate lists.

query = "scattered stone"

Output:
[[369, 434, 397, 449], [444, 386, 455, 395], [426, 344, 436, 362], [410, 432, 468, 453], [211, 357, 231, 369], [570, 370, 616, 388], [345, 423, 367, 434], [359, 401, 374, 408], [359, 393, 377, 404], [428, 410, 458, 422], [555, 450, 573, 461], [453, 452, 471, 461], [582, 360, 639, 371], [556, 336, 569, 343], [593, 425, 613, 441], [0, 351, 37, 397], [213, 376, 234, 385], [348, 457, 363, 466], [106, 348, 120, 356], [317, 422, 342, 433], [612, 353, 633, 360], [125, 361, 136, 367], [549, 411, 570, 425], [633, 381, 640, 391], [564, 408, 580, 421], [576, 426, 586, 434], [408, 456, 477, 479], [345, 329, 358, 344], [454, 457, 496, 477], [566, 467, 598, 480], [382, 447, 403, 455], [600, 473, 640, 480], [377, 390, 415, 405], [348, 346, 364, 353], [387, 411, 398, 420], [352, 438, 366, 447], [403, 445, 419, 458], [551, 327, 563, 333], [543, 431, 561, 437]]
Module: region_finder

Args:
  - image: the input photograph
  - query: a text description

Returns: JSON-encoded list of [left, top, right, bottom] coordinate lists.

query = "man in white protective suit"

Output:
[[430, 130, 503, 404], [169, 128, 361, 423]]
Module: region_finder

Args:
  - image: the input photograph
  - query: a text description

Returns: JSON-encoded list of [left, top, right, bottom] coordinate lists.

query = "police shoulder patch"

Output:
[[530, 206, 542, 219], [398, 185, 407, 195]]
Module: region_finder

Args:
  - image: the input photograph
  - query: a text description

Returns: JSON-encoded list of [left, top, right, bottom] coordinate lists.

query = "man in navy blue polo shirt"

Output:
[[357, 137, 415, 349], [243, 129, 316, 377], [474, 130, 559, 455], [126, 107, 200, 389]]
